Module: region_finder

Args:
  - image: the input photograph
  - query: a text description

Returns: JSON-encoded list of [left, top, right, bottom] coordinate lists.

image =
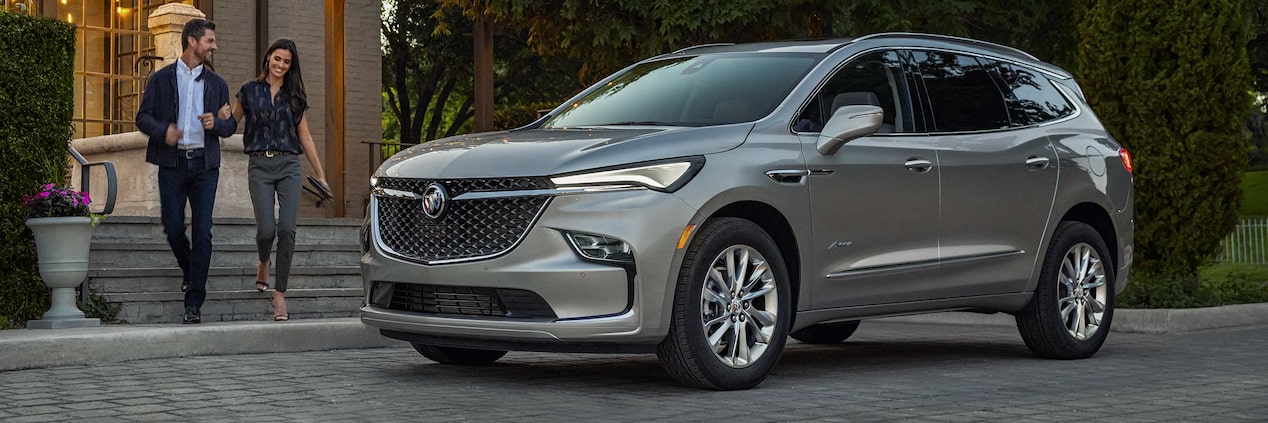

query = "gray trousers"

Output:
[[248, 154, 303, 292]]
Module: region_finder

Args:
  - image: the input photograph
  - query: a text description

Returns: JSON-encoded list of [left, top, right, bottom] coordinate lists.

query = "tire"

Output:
[[1016, 221, 1114, 359], [790, 320, 860, 344], [656, 218, 792, 390], [411, 343, 508, 365]]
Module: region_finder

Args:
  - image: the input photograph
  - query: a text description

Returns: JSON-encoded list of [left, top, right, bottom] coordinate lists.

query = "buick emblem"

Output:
[[421, 183, 448, 220]]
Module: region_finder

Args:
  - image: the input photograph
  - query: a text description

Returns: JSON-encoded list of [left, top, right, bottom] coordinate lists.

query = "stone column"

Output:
[[148, 3, 206, 65]]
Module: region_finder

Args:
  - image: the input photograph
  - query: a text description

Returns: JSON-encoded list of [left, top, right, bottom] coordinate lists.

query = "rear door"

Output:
[[911, 51, 1061, 297]]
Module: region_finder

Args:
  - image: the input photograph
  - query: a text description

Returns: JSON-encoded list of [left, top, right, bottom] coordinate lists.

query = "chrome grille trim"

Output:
[[371, 177, 553, 265]]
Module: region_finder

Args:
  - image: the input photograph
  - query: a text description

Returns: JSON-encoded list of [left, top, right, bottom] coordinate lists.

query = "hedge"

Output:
[[0, 12, 75, 327], [1077, 1, 1252, 275]]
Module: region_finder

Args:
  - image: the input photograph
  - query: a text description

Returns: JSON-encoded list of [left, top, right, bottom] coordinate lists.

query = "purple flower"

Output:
[[37, 191, 50, 199], [41, 183, 55, 191]]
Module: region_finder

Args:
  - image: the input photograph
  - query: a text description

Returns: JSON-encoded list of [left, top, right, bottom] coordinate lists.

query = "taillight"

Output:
[[1119, 148, 1133, 173]]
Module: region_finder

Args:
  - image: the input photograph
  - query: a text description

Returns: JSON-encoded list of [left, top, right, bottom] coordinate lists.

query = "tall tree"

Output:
[[442, 0, 1076, 86], [382, 1, 585, 143], [1244, 0, 1268, 167], [1078, 0, 1251, 274], [382, 1, 475, 145]]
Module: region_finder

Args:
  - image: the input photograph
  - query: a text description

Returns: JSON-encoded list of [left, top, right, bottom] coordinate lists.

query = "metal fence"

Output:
[[1217, 218, 1268, 264]]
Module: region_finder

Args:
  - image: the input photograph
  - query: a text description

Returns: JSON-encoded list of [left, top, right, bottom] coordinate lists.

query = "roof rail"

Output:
[[669, 43, 736, 55], [852, 32, 1039, 62]]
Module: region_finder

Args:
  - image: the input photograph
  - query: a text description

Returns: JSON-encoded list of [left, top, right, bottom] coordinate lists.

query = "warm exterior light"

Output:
[[676, 224, 695, 249]]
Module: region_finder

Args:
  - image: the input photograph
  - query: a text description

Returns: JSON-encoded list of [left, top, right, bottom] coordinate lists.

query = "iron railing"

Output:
[[1217, 218, 1268, 265], [68, 145, 117, 301], [363, 141, 419, 176]]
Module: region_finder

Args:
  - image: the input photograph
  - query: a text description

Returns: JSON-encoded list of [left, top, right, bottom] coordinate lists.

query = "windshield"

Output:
[[542, 53, 822, 128]]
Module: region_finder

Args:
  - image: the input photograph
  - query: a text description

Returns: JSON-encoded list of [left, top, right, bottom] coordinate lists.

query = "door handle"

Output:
[[1025, 156, 1050, 170], [904, 159, 933, 173]]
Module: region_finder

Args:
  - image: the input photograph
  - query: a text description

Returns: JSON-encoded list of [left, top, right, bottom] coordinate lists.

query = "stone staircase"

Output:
[[88, 216, 364, 324]]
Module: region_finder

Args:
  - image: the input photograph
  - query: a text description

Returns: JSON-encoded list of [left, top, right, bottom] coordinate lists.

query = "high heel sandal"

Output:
[[272, 296, 289, 321]]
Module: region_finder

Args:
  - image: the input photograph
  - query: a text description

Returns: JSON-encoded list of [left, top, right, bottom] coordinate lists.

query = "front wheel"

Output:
[[411, 343, 507, 365], [1016, 221, 1114, 359], [657, 218, 792, 390]]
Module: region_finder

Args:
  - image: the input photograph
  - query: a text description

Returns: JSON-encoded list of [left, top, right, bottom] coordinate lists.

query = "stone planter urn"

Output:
[[25, 216, 101, 329]]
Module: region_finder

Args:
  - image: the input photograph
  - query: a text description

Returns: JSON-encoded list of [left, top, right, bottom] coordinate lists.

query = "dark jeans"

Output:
[[158, 156, 219, 308]]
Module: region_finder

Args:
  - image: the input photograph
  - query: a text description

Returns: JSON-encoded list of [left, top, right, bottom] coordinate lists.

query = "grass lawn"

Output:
[[1198, 262, 1268, 283], [1240, 170, 1268, 218]]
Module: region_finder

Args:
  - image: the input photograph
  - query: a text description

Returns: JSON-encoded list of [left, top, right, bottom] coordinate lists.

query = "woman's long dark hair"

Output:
[[257, 38, 307, 114]]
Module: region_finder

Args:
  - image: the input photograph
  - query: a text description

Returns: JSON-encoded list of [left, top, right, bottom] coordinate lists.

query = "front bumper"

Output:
[[360, 188, 697, 348]]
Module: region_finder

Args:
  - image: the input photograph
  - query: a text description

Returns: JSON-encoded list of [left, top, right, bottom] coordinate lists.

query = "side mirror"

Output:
[[816, 105, 883, 155]]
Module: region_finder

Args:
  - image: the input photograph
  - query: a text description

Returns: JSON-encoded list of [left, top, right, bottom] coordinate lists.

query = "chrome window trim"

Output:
[[791, 46, 1082, 137]]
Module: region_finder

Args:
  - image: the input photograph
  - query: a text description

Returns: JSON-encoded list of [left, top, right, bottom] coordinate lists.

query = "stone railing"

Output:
[[70, 133, 255, 218]]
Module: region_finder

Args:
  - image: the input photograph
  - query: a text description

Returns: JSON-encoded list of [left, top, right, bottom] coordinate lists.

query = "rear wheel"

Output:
[[657, 218, 792, 390], [790, 320, 860, 344], [1016, 221, 1114, 359], [411, 343, 507, 365]]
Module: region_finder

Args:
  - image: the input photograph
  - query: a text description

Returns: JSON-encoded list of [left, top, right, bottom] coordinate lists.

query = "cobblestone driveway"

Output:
[[2, 321, 1265, 422]]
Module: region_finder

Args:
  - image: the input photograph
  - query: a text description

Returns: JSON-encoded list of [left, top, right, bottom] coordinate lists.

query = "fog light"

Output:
[[370, 281, 394, 308], [564, 231, 634, 264]]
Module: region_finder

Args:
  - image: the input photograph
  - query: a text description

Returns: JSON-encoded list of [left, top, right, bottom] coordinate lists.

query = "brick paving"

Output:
[[1, 321, 1265, 422]]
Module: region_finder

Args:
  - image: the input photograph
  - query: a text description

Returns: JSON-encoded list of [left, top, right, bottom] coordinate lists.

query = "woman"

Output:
[[227, 38, 329, 321]]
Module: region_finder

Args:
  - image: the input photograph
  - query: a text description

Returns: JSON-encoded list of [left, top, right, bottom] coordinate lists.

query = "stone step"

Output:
[[81, 216, 367, 324], [88, 266, 362, 293], [91, 216, 363, 243], [109, 290, 364, 324], [88, 242, 361, 269]]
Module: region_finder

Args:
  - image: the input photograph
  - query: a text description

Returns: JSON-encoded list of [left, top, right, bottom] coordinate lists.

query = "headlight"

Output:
[[369, 175, 379, 188], [550, 157, 704, 193]]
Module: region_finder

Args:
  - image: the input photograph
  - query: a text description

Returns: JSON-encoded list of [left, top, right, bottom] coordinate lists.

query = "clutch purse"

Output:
[[305, 176, 333, 202]]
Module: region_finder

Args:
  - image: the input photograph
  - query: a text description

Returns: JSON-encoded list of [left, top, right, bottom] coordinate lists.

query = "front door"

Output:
[[797, 50, 942, 308]]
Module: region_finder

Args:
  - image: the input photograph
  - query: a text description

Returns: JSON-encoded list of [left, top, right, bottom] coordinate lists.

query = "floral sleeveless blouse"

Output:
[[236, 80, 307, 155]]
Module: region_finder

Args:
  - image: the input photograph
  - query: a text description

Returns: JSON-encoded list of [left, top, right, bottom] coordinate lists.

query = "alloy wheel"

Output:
[[1058, 242, 1108, 340], [699, 245, 780, 368]]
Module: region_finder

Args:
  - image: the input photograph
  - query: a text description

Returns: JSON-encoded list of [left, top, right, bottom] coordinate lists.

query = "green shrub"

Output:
[[78, 292, 124, 324], [1119, 270, 1268, 309], [0, 12, 75, 326]]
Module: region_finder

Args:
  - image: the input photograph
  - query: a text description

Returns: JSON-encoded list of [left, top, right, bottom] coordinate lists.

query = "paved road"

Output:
[[2, 321, 1265, 422]]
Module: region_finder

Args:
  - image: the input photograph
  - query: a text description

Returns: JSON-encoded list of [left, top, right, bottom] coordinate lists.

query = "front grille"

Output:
[[374, 282, 556, 319], [375, 177, 551, 264]]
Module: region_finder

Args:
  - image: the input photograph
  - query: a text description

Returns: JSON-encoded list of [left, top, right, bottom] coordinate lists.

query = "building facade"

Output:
[[5, 0, 381, 218]]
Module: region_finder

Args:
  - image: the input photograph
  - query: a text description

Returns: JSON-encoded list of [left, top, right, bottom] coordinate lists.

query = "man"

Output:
[[135, 19, 236, 324]]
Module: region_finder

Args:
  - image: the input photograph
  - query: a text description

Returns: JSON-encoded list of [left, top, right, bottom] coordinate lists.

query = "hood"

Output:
[[378, 124, 754, 179]]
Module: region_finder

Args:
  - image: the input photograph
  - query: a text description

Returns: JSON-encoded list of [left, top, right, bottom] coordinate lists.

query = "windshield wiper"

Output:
[[594, 121, 679, 126]]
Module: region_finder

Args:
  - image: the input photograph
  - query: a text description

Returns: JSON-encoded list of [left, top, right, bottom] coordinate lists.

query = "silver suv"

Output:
[[361, 33, 1134, 390]]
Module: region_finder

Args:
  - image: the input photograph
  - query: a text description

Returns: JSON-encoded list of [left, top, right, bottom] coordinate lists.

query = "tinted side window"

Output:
[[995, 62, 1075, 126], [794, 50, 914, 133], [910, 51, 1010, 132]]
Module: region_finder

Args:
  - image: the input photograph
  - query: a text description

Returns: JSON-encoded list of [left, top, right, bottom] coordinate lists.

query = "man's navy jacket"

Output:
[[135, 62, 237, 169]]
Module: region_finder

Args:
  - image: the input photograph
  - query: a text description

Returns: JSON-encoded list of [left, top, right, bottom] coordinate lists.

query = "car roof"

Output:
[[659, 32, 1070, 79]]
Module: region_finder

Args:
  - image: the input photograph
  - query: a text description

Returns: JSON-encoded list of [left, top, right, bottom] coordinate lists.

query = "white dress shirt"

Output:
[[175, 58, 206, 150]]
